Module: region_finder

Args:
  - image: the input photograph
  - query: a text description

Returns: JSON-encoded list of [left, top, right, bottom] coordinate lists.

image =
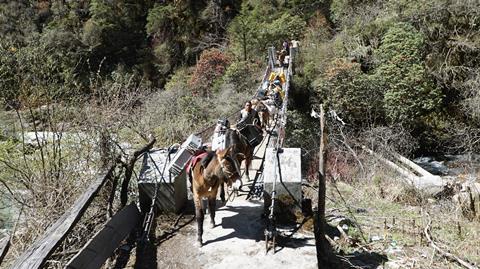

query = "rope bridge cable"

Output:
[[264, 46, 298, 252], [245, 115, 281, 200], [224, 114, 282, 202]]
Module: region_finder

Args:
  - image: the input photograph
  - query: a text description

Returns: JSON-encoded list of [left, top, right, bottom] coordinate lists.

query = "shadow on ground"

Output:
[[316, 223, 388, 269], [202, 201, 266, 246]]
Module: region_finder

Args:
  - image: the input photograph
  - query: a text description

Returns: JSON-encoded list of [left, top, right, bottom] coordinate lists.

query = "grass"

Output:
[[323, 165, 480, 268]]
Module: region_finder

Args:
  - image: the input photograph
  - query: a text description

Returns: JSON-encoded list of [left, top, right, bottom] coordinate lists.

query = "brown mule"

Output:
[[251, 99, 270, 129], [190, 147, 242, 246], [225, 128, 254, 181], [217, 128, 255, 203]]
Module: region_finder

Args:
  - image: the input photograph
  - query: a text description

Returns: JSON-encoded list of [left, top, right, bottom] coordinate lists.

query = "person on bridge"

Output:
[[237, 101, 261, 130], [282, 40, 290, 55]]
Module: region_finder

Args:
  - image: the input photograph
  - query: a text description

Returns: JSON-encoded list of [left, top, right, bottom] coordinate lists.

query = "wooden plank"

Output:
[[11, 166, 116, 269], [0, 235, 10, 265], [317, 104, 328, 257], [66, 204, 140, 269]]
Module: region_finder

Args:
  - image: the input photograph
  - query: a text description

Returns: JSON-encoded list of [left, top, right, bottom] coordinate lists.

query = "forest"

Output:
[[0, 0, 479, 268]]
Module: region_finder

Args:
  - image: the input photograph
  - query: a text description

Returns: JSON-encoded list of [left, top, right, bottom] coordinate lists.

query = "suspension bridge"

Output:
[[5, 46, 318, 269]]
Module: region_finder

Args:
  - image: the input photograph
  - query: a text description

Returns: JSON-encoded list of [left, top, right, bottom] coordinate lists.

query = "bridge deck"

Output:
[[150, 123, 317, 269]]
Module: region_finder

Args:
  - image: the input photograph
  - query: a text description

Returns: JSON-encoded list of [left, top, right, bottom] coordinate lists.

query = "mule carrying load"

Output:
[[237, 122, 263, 148]]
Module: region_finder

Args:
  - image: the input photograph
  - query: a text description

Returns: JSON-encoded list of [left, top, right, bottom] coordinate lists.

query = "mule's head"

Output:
[[216, 147, 242, 185]]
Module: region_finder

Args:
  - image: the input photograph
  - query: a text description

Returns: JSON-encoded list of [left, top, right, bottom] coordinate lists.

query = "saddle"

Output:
[[200, 151, 215, 170], [186, 151, 209, 175]]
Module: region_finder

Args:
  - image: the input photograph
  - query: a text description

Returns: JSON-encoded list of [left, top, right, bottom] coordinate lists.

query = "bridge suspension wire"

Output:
[[264, 46, 298, 253]]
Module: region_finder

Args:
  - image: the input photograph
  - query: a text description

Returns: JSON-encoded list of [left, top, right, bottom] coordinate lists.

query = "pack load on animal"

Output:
[[278, 70, 286, 84], [258, 81, 270, 98], [211, 118, 230, 151], [168, 134, 203, 176], [238, 124, 263, 148], [268, 72, 276, 82]]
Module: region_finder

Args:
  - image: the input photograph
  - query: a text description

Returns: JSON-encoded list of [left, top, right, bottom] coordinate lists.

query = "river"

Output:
[[414, 153, 480, 179]]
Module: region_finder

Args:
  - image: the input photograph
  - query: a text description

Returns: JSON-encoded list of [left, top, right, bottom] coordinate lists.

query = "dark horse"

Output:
[[190, 146, 242, 246], [218, 128, 255, 201]]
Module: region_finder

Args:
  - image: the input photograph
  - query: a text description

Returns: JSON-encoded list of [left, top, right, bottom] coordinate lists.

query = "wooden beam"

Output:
[[363, 147, 446, 195], [316, 104, 329, 262], [66, 204, 140, 269], [362, 146, 419, 183], [0, 235, 10, 265], [10, 165, 116, 269]]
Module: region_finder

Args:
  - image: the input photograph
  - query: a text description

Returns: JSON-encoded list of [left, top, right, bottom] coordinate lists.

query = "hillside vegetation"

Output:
[[0, 0, 479, 268]]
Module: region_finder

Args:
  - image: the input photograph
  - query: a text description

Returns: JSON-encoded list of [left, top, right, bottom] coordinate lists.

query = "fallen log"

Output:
[[363, 147, 446, 196], [363, 147, 419, 182], [393, 153, 435, 178]]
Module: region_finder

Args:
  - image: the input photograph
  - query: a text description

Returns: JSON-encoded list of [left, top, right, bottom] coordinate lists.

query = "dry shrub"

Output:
[[360, 125, 417, 157], [0, 72, 149, 266], [390, 184, 426, 206], [327, 150, 360, 184], [306, 152, 319, 184]]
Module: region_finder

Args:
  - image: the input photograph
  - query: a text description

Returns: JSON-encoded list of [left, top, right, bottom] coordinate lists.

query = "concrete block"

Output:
[[138, 149, 188, 213], [263, 148, 302, 209]]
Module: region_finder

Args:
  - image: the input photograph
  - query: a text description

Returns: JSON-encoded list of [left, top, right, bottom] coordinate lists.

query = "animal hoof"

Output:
[[197, 239, 203, 247]]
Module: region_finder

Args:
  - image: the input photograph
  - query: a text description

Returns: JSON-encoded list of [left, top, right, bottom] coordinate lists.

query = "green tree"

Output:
[[316, 59, 384, 126], [228, 11, 259, 61], [0, 1, 37, 45], [373, 22, 443, 127], [146, 1, 207, 77], [83, 0, 148, 71]]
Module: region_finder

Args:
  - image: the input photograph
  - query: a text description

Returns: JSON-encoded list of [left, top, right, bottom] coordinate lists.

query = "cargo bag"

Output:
[[168, 134, 202, 176], [239, 125, 263, 148]]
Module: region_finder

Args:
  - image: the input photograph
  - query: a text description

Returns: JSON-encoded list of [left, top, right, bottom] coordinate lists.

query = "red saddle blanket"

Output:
[[186, 151, 208, 173]]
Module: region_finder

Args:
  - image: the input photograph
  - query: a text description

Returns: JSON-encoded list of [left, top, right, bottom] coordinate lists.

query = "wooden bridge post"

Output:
[[316, 105, 328, 256], [314, 104, 338, 267]]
